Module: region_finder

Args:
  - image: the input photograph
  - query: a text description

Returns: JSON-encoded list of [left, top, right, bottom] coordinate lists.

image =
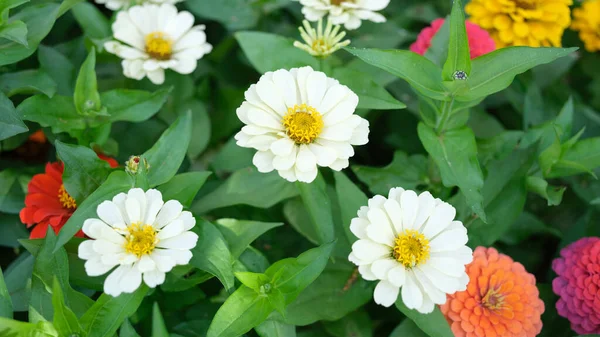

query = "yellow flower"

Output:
[[571, 0, 600, 52], [465, 0, 572, 48]]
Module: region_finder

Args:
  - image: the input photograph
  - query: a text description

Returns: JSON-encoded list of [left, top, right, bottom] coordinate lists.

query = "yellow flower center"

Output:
[[482, 288, 505, 310], [331, 0, 353, 5], [392, 230, 430, 269], [124, 223, 158, 257], [282, 104, 324, 144], [58, 185, 77, 209], [145, 32, 173, 60]]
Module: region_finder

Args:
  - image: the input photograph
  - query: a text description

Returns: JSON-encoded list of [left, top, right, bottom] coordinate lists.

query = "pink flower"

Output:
[[409, 18, 496, 59], [552, 237, 600, 335]]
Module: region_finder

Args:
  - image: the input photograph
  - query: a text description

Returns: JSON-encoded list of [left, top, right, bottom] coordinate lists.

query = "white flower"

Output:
[[234, 66, 369, 183], [104, 4, 213, 85], [294, 19, 351, 57], [95, 0, 182, 11], [296, 0, 390, 30], [348, 188, 473, 313], [78, 188, 199, 297]]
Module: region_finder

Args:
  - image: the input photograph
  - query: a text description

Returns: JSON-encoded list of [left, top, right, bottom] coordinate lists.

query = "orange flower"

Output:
[[440, 247, 545, 337], [96, 153, 119, 168], [28, 130, 47, 143], [20, 162, 82, 239]]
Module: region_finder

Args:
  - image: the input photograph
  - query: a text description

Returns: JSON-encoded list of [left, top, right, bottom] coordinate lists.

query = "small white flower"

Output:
[[104, 4, 213, 85], [95, 0, 182, 11], [348, 188, 473, 313], [234, 66, 369, 183], [295, 0, 390, 30], [78, 188, 199, 297], [293, 19, 351, 57]]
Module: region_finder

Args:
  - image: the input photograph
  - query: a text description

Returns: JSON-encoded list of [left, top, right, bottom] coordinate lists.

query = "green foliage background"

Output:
[[1, 0, 600, 336]]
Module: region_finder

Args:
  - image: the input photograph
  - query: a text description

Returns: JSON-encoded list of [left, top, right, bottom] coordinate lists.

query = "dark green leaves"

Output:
[[0, 268, 12, 318], [101, 88, 171, 123], [51, 278, 82, 336], [143, 111, 192, 187], [418, 123, 486, 221], [395, 300, 454, 337], [0, 91, 27, 141], [79, 286, 149, 337], [56, 141, 113, 204], [332, 68, 405, 110], [236, 31, 318, 74], [187, 0, 258, 30], [190, 219, 235, 292], [296, 174, 335, 244], [17, 95, 84, 135], [0, 69, 56, 97], [442, 0, 470, 80], [74, 47, 102, 115], [156, 171, 211, 208]]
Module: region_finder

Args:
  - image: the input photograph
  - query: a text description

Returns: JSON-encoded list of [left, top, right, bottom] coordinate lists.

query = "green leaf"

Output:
[[442, 0, 470, 80], [255, 320, 296, 337], [526, 176, 565, 206], [389, 319, 428, 337], [417, 123, 486, 222], [323, 310, 372, 337], [38, 45, 75, 95], [56, 140, 113, 204], [3, 253, 33, 312], [332, 68, 406, 110], [0, 267, 12, 318], [333, 171, 368, 245], [234, 271, 270, 292], [186, 0, 258, 30], [0, 91, 27, 141], [0, 0, 28, 23], [345, 47, 447, 101], [0, 20, 28, 47], [0, 318, 58, 337], [467, 146, 536, 247], [30, 229, 93, 322], [74, 47, 102, 115], [119, 319, 141, 337], [550, 137, 600, 178], [17, 95, 84, 135], [275, 260, 371, 325], [235, 31, 318, 74], [206, 286, 273, 337], [71, 2, 110, 39], [424, 18, 450, 67], [0, 3, 59, 66], [151, 303, 169, 337], [143, 111, 192, 187], [296, 174, 335, 244], [454, 47, 577, 101], [0, 69, 56, 97], [184, 99, 211, 158], [214, 219, 283, 258], [55, 171, 132, 250], [156, 171, 211, 208], [352, 151, 428, 195], [283, 198, 320, 245], [499, 212, 562, 245], [51, 278, 82, 336], [520, 97, 573, 150], [395, 300, 454, 337], [101, 88, 171, 123], [266, 242, 335, 304], [192, 168, 298, 213], [79, 286, 149, 337], [190, 219, 235, 292]]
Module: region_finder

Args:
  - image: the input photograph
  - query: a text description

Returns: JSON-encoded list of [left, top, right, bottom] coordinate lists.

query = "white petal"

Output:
[[319, 84, 350, 114], [373, 280, 399, 307], [104, 265, 127, 297], [85, 257, 116, 277], [137, 255, 156, 273], [417, 296, 435, 314], [248, 108, 283, 130], [157, 220, 185, 240], [366, 208, 395, 246], [429, 228, 468, 253], [96, 201, 126, 229], [271, 138, 295, 156], [82, 219, 109, 239], [388, 266, 406, 287], [150, 251, 178, 272], [349, 217, 369, 240], [322, 94, 358, 125], [147, 69, 165, 85], [93, 239, 125, 254], [400, 190, 419, 230], [413, 192, 436, 230], [329, 158, 349, 171], [256, 78, 287, 116], [429, 257, 465, 277], [156, 231, 198, 250], [119, 265, 143, 294], [307, 143, 337, 166], [144, 189, 164, 225], [253, 151, 275, 173], [272, 69, 299, 108], [143, 270, 166, 288], [417, 264, 461, 294], [351, 240, 390, 263], [401, 273, 423, 310], [295, 145, 317, 172], [176, 211, 196, 231], [306, 70, 328, 109], [273, 147, 298, 171], [421, 202, 455, 239], [78, 240, 95, 260], [371, 258, 397, 280], [125, 197, 142, 224], [358, 264, 377, 280], [383, 199, 403, 234], [154, 200, 183, 229], [413, 268, 447, 304]]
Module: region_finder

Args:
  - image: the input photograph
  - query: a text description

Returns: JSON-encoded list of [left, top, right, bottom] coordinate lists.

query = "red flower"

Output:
[[96, 153, 119, 168], [20, 154, 118, 239], [410, 18, 496, 59], [20, 162, 82, 239]]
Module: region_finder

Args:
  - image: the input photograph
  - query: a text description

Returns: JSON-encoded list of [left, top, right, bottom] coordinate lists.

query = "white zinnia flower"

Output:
[[95, 0, 182, 11], [294, 19, 351, 57], [295, 0, 390, 30], [234, 66, 369, 183], [78, 188, 199, 297], [104, 4, 213, 85], [348, 188, 473, 313]]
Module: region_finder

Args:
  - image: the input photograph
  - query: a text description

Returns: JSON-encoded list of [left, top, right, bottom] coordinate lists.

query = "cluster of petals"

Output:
[[441, 247, 545, 337], [20, 157, 117, 239], [234, 66, 369, 183], [571, 0, 600, 52], [105, 4, 212, 85], [78, 188, 198, 297], [552, 237, 600, 334], [296, 0, 390, 30], [410, 18, 496, 59], [465, 0, 572, 47], [348, 187, 472, 313]]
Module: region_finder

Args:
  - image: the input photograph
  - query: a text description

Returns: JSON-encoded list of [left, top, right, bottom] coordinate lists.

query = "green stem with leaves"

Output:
[[436, 97, 455, 133]]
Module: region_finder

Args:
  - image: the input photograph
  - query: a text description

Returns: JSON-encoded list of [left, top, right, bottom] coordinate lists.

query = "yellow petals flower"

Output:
[[465, 0, 572, 48], [571, 0, 600, 52]]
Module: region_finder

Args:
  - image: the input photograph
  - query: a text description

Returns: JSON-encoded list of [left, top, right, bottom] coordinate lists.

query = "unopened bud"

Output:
[[125, 155, 150, 174]]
